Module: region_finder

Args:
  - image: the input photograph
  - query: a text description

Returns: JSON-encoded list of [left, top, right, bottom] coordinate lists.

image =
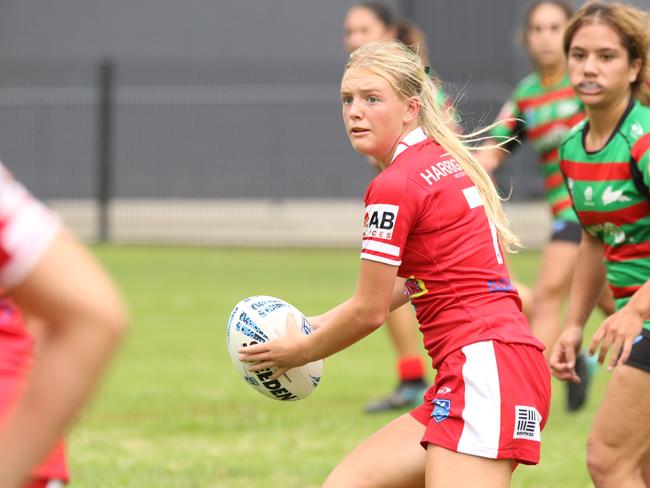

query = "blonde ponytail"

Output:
[[346, 41, 521, 252]]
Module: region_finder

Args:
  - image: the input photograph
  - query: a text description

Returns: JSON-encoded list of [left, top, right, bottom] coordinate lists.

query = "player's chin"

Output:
[[349, 138, 376, 157]]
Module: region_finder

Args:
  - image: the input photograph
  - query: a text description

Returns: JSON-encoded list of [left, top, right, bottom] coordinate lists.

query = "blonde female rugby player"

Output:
[[241, 41, 550, 487]]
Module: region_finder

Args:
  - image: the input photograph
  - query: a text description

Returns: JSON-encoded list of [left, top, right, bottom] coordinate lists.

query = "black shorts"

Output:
[[550, 220, 582, 243], [625, 328, 650, 374]]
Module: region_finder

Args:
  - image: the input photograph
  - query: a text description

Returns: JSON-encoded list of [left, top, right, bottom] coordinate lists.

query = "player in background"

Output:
[[343, 1, 461, 413], [549, 2, 650, 486], [0, 164, 128, 488], [477, 0, 615, 412], [241, 41, 550, 487]]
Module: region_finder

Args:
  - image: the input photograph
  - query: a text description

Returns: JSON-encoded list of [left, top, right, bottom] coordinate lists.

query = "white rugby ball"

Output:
[[226, 296, 323, 401]]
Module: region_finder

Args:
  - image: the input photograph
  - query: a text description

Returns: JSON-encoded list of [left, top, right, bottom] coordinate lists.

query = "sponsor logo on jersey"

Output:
[[566, 177, 574, 194], [487, 277, 515, 292], [513, 405, 541, 441], [436, 386, 452, 394], [586, 222, 626, 244], [602, 185, 631, 206], [405, 276, 428, 298], [584, 186, 594, 206], [419, 158, 464, 185], [363, 204, 399, 240], [432, 398, 451, 423], [630, 122, 644, 140]]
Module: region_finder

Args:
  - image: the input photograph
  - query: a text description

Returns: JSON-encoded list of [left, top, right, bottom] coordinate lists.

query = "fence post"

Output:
[[97, 58, 115, 243]]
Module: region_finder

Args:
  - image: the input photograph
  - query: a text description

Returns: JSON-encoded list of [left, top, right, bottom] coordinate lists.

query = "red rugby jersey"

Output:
[[0, 163, 60, 289], [361, 128, 542, 367]]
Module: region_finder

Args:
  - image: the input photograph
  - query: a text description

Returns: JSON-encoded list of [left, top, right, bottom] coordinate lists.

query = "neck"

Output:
[[538, 62, 565, 87], [584, 94, 631, 151], [381, 124, 420, 168]]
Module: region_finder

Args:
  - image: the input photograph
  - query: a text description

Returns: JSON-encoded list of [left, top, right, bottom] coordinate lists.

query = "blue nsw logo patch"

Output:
[[432, 398, 451, 423]]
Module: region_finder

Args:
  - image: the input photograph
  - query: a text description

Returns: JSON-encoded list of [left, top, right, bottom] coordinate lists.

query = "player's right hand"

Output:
[[549, 325, 583, 384]]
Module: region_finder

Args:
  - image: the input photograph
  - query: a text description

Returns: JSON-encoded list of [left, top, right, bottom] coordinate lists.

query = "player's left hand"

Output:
[[238, 313, 308, 380], [589, 305, 644, 371]]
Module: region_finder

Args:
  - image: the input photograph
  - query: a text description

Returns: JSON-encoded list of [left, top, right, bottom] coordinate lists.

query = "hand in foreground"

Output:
[[549, 325, 583, 383], [589, 306, 644, 371], [238, 313, 309, 380]]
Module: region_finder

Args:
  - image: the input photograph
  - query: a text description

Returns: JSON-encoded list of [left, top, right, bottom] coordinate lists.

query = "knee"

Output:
[[586, 435, 629, 484], [587, 438, 611, 483]]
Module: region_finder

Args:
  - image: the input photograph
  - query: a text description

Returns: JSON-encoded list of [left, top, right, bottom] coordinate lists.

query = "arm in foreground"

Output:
[[549, 231, 607, 382], [0, 230, 129, 488]]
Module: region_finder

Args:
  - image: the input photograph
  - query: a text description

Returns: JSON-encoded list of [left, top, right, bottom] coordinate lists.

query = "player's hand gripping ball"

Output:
[[227, 296, 323, 401]]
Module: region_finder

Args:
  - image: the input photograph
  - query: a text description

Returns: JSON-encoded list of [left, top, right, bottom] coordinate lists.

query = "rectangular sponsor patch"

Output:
[[513, 405, 541, 441], [363, 204, 399, 241]]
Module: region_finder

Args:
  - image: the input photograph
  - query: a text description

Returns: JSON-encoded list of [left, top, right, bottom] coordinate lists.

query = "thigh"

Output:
[[534, 240, 578, 294], [323, 413, 426, 488], [426, 445, 513, 488], [591, 364, 650, 463]]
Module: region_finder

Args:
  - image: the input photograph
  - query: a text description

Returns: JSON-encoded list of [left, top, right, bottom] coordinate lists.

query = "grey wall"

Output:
[[0, 0, 362, 62], [1, 0, 645, 203]]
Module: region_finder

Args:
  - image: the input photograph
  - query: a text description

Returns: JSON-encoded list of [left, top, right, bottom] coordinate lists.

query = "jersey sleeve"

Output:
[[360, 174, 422, 266], [490, 96, 526, 153], [0, 163, 61, 289]]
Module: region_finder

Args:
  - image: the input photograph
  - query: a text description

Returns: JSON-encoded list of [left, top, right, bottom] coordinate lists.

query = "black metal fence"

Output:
[[1, 58, 542, 243]]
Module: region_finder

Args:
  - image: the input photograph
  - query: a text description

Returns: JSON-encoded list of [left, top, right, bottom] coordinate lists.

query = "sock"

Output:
[[397, 356, 425, 382]]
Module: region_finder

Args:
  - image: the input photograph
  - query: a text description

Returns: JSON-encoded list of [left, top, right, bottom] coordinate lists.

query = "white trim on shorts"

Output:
[[457, 340, 501, 458]]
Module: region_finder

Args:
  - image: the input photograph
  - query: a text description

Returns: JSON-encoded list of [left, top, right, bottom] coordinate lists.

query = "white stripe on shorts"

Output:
[[457, 340, 501, 458]]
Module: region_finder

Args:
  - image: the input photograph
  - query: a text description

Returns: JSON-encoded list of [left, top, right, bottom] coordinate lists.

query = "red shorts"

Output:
[[411, 340, 550, 465], [0, 318, 69, 484]]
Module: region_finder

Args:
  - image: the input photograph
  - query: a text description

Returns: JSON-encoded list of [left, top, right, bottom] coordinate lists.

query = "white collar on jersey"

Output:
[[390, 127, 427, 163]]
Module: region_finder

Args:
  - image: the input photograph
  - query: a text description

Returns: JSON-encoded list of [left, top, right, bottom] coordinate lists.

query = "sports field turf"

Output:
[[69, 246, 608, 487]]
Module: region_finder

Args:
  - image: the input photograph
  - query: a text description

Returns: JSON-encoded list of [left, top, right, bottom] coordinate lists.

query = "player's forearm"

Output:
[[0, 315, 125, 487], [308, 299, 354, 330], [621, 280, 650, 319], [565, 233, 608, 329], [304, 299, 386, 362]]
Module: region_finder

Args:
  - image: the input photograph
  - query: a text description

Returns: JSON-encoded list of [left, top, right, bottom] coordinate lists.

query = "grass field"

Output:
[[67, 246, 609, 487]]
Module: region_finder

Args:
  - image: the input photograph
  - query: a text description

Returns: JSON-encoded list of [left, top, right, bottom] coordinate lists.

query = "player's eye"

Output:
[[342, 95, 353, 105], [367, 95, 380, 103]]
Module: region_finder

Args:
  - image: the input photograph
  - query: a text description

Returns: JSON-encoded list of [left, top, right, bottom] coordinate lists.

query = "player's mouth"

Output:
[[576, 81, 603, 95], [350, 127, 371, 137]]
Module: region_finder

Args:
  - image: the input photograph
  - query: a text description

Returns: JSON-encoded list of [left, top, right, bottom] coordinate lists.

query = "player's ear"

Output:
[[628, 57, 641, 85], [404, 96, 420, 124]]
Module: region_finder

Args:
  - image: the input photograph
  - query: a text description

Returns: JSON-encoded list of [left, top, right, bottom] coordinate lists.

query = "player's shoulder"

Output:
[[625, 101, 650, 138], [512, 72, 540, 100], [560, 118, 587, 152], [626, 101, 650, 160]]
